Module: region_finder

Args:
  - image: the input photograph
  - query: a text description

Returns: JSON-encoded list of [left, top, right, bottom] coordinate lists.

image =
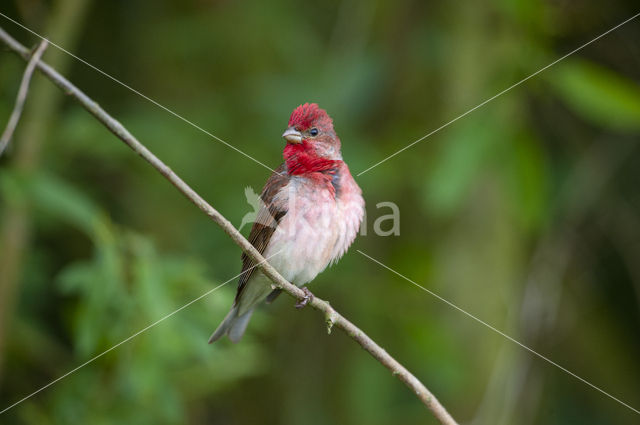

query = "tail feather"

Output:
[[208, 306, 254, 343], [228, 309, 254, 342]]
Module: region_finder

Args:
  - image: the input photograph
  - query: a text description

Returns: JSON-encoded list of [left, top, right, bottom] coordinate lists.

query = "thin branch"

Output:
[[0, 26, 458, 425], [0, 39, 48, 156]]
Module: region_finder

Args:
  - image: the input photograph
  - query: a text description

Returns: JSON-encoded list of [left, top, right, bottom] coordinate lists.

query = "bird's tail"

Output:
[[208, 306, 254, 343]]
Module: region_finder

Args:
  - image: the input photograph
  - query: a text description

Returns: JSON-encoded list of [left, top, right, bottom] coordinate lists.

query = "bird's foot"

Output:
[[295, 287, 314, 309]]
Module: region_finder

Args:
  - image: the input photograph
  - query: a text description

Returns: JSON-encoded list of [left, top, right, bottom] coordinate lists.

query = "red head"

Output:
[[287, 103, 333, 132], [282, 103, 342, 175]]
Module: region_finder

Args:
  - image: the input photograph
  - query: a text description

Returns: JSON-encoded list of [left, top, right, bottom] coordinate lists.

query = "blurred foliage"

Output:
[[1, 0, 640, 424]]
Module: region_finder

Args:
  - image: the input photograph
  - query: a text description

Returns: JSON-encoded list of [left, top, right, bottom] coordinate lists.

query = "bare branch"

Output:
[[0, 39, 48, 156], [0, 26, 458, 425]]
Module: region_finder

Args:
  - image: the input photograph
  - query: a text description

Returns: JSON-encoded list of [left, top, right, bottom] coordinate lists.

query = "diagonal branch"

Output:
[[0, 39, 48, 156], [0, 26, 458, 425]]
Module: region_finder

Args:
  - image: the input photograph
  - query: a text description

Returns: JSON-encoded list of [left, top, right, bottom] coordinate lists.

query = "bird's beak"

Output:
[[282, 127, 302, 144]]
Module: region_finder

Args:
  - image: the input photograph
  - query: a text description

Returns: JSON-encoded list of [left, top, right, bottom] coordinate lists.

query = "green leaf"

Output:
[[548, 59, 640, 131], [423, 116, 497, 215], [29, 172, 101, 234]]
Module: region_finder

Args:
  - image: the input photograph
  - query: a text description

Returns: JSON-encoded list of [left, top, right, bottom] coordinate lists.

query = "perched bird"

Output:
[[209, 103, 365, 343]]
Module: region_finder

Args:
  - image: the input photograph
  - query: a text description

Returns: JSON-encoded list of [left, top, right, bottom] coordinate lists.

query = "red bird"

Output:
[[209, 103, 365, 342]]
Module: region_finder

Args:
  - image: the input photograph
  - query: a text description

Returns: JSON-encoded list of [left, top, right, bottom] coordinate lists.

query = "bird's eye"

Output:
[[309, 128, 319, 136]]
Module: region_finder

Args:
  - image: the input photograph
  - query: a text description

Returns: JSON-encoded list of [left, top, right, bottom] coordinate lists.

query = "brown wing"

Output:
[[234, 164, 289, 304]]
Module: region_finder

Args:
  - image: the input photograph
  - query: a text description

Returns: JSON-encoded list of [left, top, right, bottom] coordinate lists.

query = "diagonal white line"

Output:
[[0, 12, 279, 174], [357, 11, 640, 177], [0, 249, 283, 416], [356, 249, 640, 415]]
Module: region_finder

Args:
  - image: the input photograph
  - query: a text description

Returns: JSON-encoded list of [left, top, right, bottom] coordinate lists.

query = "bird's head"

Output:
[[282, 103, 341, 162]]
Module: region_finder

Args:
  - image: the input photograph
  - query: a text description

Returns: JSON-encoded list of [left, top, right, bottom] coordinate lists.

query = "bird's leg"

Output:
[[295, 287, 314, 309]]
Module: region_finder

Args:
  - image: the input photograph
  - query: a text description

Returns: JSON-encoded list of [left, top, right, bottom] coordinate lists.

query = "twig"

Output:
[[0, 39, 48, 156], [0, 26, 458, 425]]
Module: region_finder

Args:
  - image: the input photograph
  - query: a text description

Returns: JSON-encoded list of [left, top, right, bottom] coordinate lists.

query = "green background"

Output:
[[1, 0, 639, 424]]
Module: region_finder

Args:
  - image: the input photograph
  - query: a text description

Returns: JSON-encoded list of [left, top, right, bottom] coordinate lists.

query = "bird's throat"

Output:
[[284, 141, 341, 175]]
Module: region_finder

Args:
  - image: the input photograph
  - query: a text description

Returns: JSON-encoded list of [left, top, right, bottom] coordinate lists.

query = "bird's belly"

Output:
[[264, 191, 343, 286], [264, 213, 337, 285]]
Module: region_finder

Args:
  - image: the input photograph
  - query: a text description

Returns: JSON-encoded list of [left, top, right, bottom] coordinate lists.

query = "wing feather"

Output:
[[235, 164, 289, 304]]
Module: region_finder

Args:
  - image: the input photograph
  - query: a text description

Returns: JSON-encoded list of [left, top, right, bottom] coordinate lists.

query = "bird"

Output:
[[209, 103, 365, 343]]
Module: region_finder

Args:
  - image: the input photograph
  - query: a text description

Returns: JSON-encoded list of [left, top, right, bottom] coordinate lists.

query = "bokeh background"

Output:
[[1, 0, 640, 424]]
